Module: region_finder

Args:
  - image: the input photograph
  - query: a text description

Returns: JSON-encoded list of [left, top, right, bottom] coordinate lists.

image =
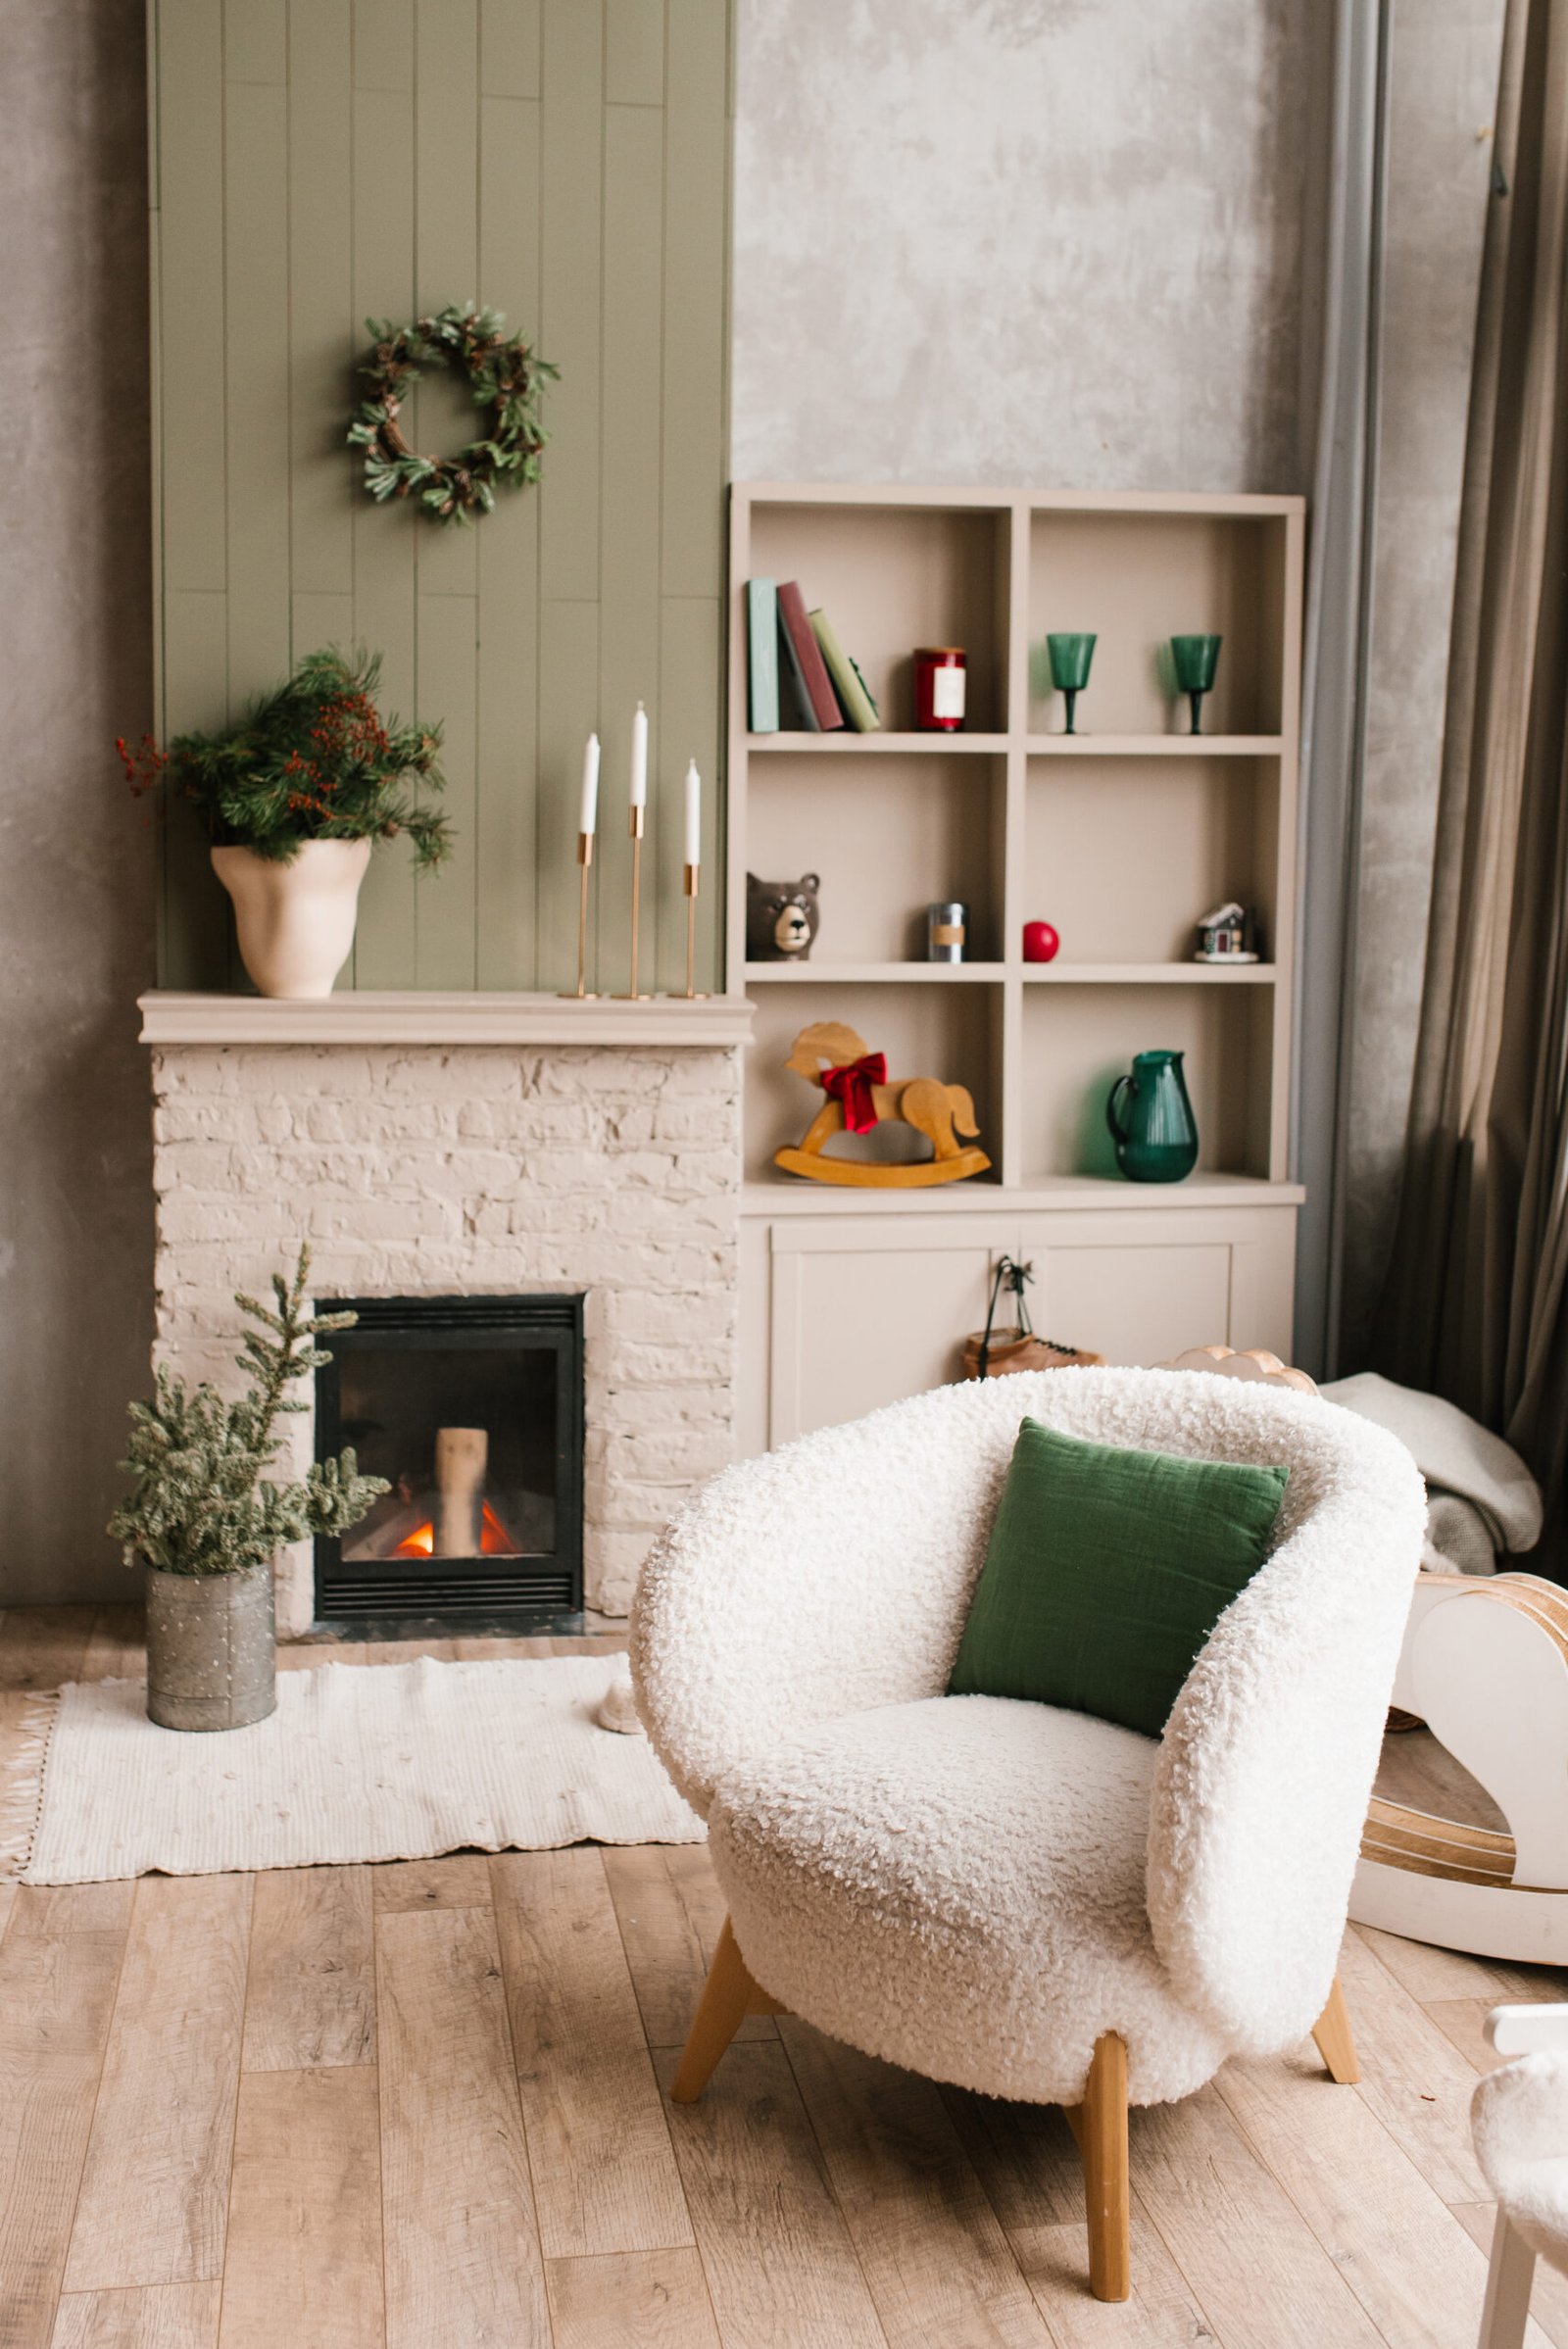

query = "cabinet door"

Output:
[[766, 1217, 1014, 1446], [1036, 1240, 1232, 1367], [1017, 1205, 1297, 1368]]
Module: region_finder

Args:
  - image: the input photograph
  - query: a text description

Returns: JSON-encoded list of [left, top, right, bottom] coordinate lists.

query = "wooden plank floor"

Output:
[[3, 1603, 1567, 2349]]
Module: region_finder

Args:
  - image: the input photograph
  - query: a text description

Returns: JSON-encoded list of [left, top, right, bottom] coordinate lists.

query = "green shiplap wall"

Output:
[[149, 0, 731, 994]]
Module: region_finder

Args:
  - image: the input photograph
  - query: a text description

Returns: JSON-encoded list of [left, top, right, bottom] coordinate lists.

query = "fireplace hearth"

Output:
[[314, 1294, 584, 1622]]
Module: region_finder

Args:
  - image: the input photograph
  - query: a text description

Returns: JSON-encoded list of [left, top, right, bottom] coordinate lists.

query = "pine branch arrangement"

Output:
[[119, 646, 452, 869], [109, 1246, 389, 1577]]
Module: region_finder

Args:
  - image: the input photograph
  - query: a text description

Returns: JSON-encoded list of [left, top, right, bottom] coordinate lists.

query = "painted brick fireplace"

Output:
[[139, 994, 753, 1636]]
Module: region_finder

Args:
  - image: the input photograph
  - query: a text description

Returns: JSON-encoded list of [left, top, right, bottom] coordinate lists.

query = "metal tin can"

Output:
[[144, 1560, 277, 1732], [927, 902, 967, 962]]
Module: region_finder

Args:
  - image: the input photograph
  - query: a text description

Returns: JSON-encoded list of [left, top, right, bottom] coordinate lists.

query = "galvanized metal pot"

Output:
[[144, 1562, 277, 1732]]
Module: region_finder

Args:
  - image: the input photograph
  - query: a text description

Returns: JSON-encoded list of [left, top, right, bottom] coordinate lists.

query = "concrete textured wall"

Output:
[[732, 0, 1326, 492], [1338, 0, 1507, 1368], [0, 1, 157, 1604]]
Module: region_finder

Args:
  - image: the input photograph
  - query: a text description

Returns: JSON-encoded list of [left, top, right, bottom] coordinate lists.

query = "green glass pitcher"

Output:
[[1105, 1050, 1199, 1182]]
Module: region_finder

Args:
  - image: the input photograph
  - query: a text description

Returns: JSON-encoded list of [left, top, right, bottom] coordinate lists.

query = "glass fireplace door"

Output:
[[314, 1295, 583, 1621]]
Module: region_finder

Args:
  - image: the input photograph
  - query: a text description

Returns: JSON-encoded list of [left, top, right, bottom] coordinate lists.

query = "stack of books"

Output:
[[747, 579, 881, 734]]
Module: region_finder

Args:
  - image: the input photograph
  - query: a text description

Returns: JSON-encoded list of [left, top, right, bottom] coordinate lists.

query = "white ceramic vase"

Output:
[[212, 838, 372, 999]]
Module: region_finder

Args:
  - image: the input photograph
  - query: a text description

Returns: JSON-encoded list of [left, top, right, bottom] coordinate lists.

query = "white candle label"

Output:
[[932, 667, 965, 720]]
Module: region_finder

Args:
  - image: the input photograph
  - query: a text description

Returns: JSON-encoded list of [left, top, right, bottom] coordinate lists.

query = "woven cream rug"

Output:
[[5, 1654, 703, 1886]]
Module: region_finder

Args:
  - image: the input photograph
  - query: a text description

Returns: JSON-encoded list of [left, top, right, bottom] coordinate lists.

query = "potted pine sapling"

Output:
[[116, 647, 451, 999], [109, 1247, 388, 1731]]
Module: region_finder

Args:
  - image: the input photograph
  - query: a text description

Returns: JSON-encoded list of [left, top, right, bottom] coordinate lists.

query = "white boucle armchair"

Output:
[[631, 1367, 1427, 2301], [1472, 2006, 1568, 2348]]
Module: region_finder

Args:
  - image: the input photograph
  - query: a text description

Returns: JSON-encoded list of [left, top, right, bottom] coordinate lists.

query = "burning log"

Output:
[[433, 1427, 487, 1558]]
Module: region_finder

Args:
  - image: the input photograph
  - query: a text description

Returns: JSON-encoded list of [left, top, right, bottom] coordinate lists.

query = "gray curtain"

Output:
[[1376, 0, 1568, 1551], [1291, 0, 1390, 1380]]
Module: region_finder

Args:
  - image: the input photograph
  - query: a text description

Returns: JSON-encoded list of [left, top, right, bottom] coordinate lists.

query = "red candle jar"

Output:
[[914, 646, 966, 731]]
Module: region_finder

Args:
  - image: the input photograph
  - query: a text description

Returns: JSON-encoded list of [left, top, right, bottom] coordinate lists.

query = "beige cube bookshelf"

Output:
[[728, 481, 1307, 1448]]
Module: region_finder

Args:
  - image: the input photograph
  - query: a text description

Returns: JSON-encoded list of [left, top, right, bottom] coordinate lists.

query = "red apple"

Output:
[[1023, 920, 1059, 963]]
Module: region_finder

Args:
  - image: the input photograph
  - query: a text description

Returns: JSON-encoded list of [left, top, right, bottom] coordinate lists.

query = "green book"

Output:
[[809, 608, 881, 732], [747, 579, 779, 733]]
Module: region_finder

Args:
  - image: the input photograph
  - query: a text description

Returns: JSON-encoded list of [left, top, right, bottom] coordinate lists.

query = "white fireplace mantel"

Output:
[[138, 990, 756, 1050]]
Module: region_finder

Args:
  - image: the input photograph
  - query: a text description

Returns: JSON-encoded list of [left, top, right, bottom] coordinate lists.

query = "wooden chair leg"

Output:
[[1311, 1975, 1360, 2084], [1478, 2208, 1536, 2349], [669, 1916, 788, 2104], [1068, 2032, 1130, 2303]]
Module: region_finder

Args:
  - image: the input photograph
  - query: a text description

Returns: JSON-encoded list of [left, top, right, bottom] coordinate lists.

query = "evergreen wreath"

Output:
[[349, 302, 556, 524]]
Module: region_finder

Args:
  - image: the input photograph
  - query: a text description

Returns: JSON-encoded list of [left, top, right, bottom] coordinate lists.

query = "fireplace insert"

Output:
[[313, 1294, 584, 1623]]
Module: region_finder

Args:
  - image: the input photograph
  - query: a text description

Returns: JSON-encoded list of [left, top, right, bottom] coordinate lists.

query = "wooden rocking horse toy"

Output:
[[774, 1020, 991, 1187]]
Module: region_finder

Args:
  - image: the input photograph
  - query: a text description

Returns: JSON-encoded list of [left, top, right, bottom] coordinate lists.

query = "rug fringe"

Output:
[[0, 1688, 61, 1879]]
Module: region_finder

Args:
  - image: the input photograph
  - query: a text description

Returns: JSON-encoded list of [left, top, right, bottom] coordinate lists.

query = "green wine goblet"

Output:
[[1046, 633, 1097, 735], [1170, 634, 1222, 735]]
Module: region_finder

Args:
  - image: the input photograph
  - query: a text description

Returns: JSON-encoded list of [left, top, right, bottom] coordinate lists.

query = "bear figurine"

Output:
[[747, 871, 820, 961]]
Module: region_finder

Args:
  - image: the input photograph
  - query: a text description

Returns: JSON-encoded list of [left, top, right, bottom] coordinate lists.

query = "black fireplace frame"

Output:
[[312, 1293, 584, 1626]]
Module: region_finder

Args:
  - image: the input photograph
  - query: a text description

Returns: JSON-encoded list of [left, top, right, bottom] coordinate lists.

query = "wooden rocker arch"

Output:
[[1352, 1571, 1568, 1965]]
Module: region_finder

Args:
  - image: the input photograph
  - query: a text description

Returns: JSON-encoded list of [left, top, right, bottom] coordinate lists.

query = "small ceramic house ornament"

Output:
[[1194, 901, 1256, 963]]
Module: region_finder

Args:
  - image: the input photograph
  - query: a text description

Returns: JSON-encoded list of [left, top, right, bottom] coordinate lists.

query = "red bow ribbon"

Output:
[[822, 1052, 886, 1134]]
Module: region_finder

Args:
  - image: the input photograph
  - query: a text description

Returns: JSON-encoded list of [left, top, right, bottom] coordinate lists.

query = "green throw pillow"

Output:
[[949, 1417, 1289, 1737]]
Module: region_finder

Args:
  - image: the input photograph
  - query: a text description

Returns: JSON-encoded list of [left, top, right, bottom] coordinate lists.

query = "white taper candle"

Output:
[[683, 759, 701, 866], [630, 702, 648, 809], [578, 733, 600, 835]]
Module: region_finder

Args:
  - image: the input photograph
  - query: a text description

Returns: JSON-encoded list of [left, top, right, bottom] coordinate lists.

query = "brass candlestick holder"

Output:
[[612, 805, 653, 1000], [679, 862, 710, 1000], [558, 832, 600, 1000]]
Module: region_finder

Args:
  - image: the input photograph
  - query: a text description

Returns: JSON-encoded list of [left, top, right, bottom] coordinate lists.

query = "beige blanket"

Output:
[[1322, 1370, 1542, 1574]]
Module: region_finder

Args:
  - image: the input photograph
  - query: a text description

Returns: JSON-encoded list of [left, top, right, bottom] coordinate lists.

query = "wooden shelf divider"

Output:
[[741, 961, 1007, 985], [742, 961, 1274, 986], [748, 730, 1010, 756], [1020, 962, 1277, 986], [1025, 733, 1285, 758]]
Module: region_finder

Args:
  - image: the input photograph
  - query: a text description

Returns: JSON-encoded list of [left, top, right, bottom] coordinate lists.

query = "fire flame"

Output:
[[392, 1501, 518, 1558]]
